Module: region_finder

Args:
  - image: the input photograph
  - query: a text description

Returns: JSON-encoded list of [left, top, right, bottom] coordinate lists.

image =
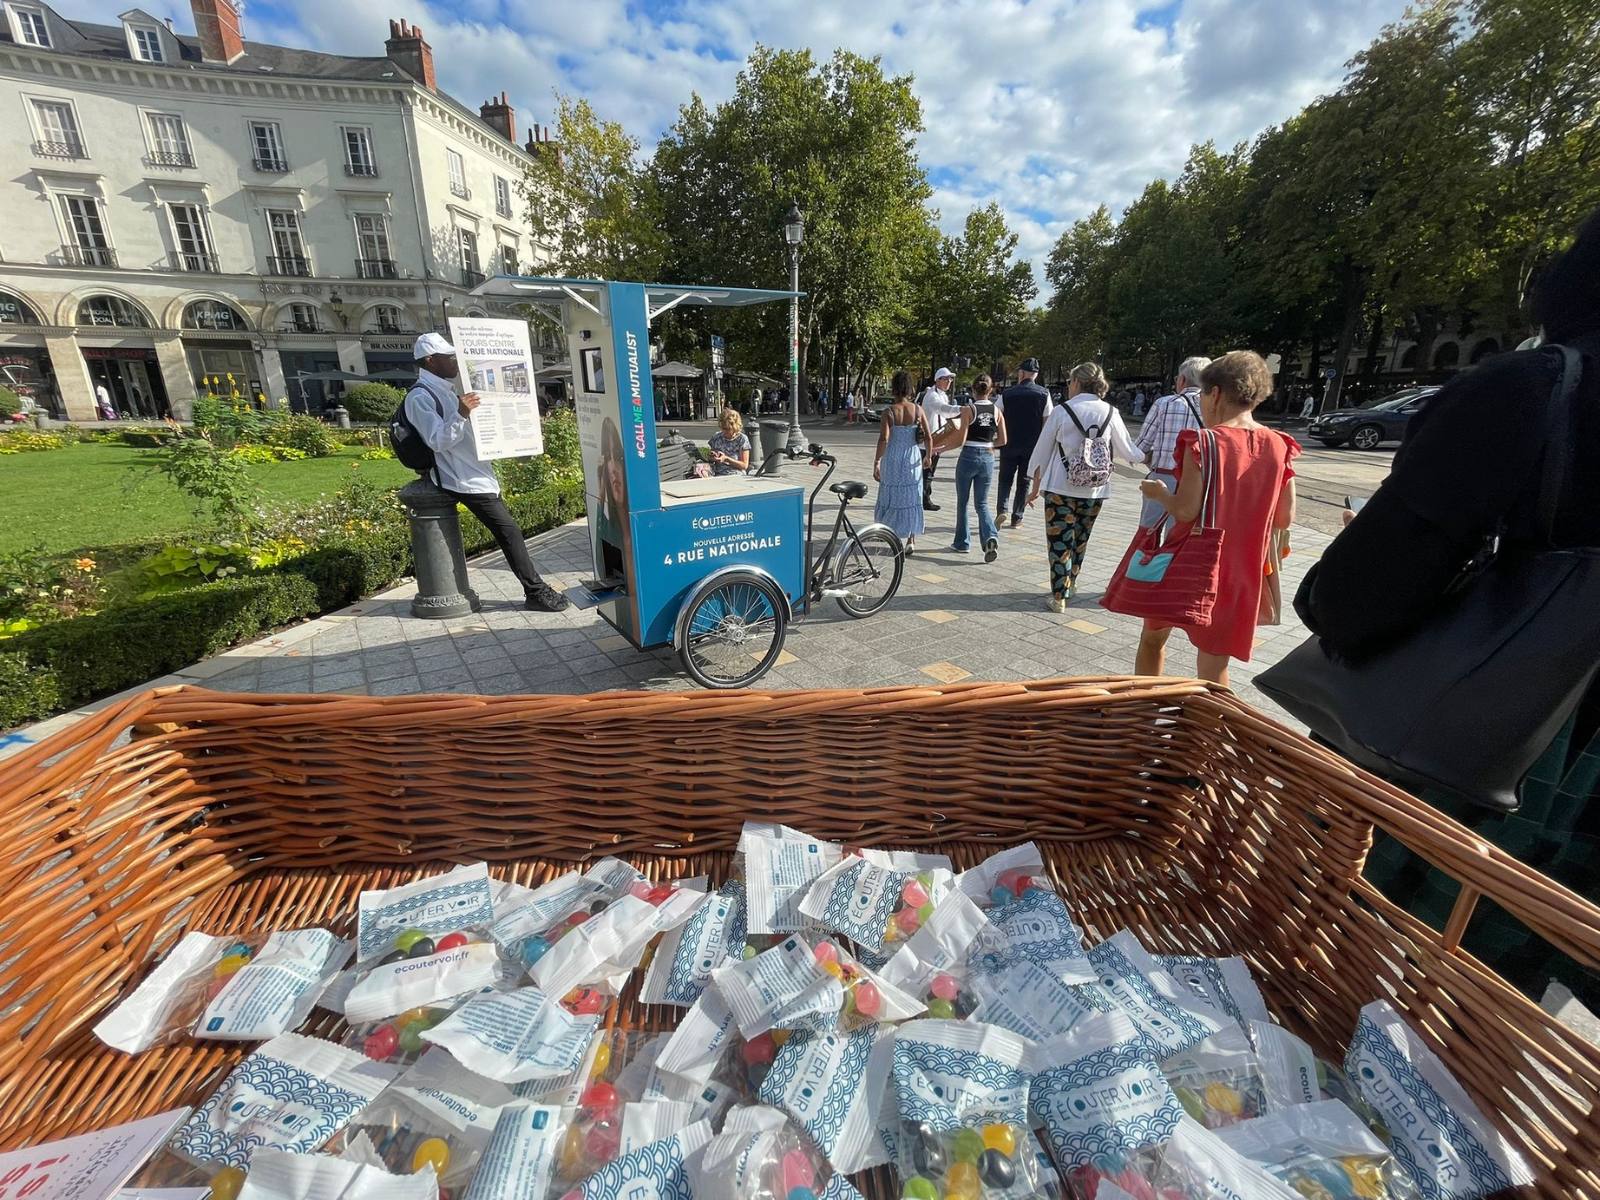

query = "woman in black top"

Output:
[[1295, 205, 1600, 1006], [950, 375, 1008, 561]]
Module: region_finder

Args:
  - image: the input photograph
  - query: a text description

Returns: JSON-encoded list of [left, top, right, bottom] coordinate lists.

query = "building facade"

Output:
[[0, 0, 557, 420]]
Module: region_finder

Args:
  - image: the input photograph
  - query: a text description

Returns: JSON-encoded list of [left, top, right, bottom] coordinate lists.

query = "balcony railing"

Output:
[[495, 201, 513, 219], [33, 138, 86, 159], [145, 149, 195, 168], [61, 244, 117, 267], [287, 318, 323, 334], [355, 257, 399, 279], [253, 155, 289, 173], [461, 268, 486, 288], [169, 250, 219, 273], [344, 161, 379, 178], [267, 255, 312, 277], [450, 181, 471, 200]]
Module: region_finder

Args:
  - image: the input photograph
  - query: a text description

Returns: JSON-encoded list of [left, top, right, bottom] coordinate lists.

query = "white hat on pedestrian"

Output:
[[933, 367, 955, 381], [413, 331, 456, 359]]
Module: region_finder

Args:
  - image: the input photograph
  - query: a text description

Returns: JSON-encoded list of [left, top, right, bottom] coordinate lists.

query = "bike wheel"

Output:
[[834, 526, 904, 618], [677, 571, 789, 689]]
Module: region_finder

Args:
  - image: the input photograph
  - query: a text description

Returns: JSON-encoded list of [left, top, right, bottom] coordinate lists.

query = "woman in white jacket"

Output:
[[1027, 361, 1144, 611]]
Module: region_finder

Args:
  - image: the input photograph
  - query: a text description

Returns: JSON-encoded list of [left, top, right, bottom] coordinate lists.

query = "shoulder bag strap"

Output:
[[1182, 394, 1203, 426], [1062, 401, 1090, 438], [1193, 430, 1220, 529], [1534, 345, 1582, 546]]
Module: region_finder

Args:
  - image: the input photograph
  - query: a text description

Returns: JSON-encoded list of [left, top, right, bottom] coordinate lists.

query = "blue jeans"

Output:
[[952, 445, 998, 551]]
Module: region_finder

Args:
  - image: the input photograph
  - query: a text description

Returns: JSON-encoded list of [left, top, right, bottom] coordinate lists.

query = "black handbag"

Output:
[[1257, 344, 1600, 813]]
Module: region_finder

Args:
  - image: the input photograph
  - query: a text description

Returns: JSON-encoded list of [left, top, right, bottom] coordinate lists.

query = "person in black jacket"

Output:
[[1295, 205, 1600, 1007], [996, 357, 1053, 528]]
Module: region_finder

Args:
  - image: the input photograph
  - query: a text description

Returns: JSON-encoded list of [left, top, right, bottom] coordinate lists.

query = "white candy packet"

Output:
[[1251, 1020, 1323, 1109], [619, 1100, 696, 1155], [970, 957, 1119, 1042], [463, 1103, 564, 1200], [1345, 999, 1533, 1200], [1030, 1011, 1183, 1173], [489, 858, 646, 953], [799, 855, 954, 958], [1158, 954, 1272, 1036], [166, 1032, 398, 1172], [1161, 1024, 1272, 1129], [558, 1120, 713, 1200], [740, 824, 846, 934], [989, 887, 1096, 985], [420, 985, 599, 1083], [236, 1147, 439, 1200], [880, 890, 1003, 1016], [654, 987, 741, 1085], [612, 1031, 738, 1124], [1217, 1098, 1421, 1200], [713, 933, 923, 1038], [1068, 1115, 1303, 1200], [758, 1023, 897, 1173], [95, 929, 348, 1051], [531, 887, 701, 1001], [1086, 930, 1230, 1057], [956, 842, 1053, 907], [640, 880, 747, 1006], [693, 1105, 867, 1200]]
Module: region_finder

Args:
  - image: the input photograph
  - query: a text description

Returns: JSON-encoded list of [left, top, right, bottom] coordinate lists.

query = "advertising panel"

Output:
[[448, 316, 543, 461]]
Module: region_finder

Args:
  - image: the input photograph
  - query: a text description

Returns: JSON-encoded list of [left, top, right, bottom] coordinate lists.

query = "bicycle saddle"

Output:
[[831, 481, 869, 500]]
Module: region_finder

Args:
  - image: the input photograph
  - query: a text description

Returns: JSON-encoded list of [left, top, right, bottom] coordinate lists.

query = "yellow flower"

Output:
[[73, 557, 96, 571]]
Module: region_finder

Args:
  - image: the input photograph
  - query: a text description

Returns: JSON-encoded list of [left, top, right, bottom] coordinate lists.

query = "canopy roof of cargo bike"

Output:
[[469, 275, 802, 323]]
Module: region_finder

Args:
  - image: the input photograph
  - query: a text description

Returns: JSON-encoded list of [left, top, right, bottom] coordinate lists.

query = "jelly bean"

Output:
[[1175, 1085, 1206, 1123], [436, 931, 469, 952], [742, 943, 759, 959], [1204, 1082, 1244, 1120], [406, 936, 436, 959], [787, 1189, 817, 1200], [581, 1081, 621, 1120], [916, 871, 935, 889], [398, 1022, 426, 1054], [911, 1126, 946, 1176], [564, 988, 605, 1016], [589, 1038, 612, 1078], [646, 883, 675, 905], [521, 935, 552, 966], [557, 1124, 585, 1177], [629, 879, 655, 900], [585, 1119, 620, 1163], [902, 1177, 939, 1200], [742, 1031, 777, 1065], [926, 998, 955, 1020], [930, 973, 960, 1002], [213, 953, 251, 978], [771, 1027, 790, 1047], [917, 902, 933, 922], [814, 942, 840, 965], [781, 1147, 815, 1191], [821, 960, 844, 980], [380, 949, 406, 964], [222, 941, 254, 960], [995, 868, 1027, 893], [567, 910, 590, 927], [989, 885, 1014, 907], [413, 1136, 451, 1174], [981, 1124, 1018, 1157], [947, 1161, 980, 1199], [978, 1148, 1016, 1189], [950, 1128, 984, 1164], [1021, 885, 1049, 900], [363, 1025, 399, 1060], [852, 981, 881, 1017], [895, 907, 922, 936], [209, 1166, 247, 1200], [900, 879, 930, 909], [394, 928, 429, 952], [883, 922, 902, 943]]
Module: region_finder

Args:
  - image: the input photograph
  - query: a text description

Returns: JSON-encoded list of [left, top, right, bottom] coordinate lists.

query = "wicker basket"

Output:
[[2, 678, 1597, 1197]]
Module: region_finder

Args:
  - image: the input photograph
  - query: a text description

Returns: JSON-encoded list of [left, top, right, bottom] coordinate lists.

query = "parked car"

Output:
[[1308, 386, 1439, 449]]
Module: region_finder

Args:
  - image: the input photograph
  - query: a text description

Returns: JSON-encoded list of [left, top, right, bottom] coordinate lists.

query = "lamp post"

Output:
[[783, 201, 806, 454]]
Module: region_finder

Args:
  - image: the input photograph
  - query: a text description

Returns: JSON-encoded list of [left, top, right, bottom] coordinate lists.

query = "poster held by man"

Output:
[[447, 317, 543, 460]]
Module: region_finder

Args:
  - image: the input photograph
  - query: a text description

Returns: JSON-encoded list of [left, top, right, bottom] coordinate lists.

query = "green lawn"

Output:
[[2, 443, 413, 555]]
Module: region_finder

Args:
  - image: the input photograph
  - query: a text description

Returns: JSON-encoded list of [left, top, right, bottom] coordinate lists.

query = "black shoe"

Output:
[[983, 537, 998, 563], [524, 582, 571, 612], [923, 501, 941, 511], [1009, 516, 1023, 528]]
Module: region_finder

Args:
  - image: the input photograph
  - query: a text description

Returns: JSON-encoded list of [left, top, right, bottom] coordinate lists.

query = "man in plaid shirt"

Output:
[[1135, 356, 1211, 527]]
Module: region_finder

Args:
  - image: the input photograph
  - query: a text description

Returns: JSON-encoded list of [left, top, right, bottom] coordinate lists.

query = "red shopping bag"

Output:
[[1101, 429, 1224, 626]]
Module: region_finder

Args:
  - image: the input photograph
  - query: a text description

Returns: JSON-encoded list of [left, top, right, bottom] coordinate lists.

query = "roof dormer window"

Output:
[[10, 4, 52, 47], [130, 23, 163, 61]]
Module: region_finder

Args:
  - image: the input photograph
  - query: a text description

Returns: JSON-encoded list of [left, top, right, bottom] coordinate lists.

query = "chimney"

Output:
[[480, 91, 515, 142], [526, 123, 563, 169], [384, 18, 436, 91], [190, 0, 244, 64]]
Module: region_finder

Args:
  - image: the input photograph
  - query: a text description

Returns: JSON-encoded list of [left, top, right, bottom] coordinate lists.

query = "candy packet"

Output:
[[529, 884, 702, 1003], [970, 957, 1119, 1042], [419, 985, 599, 1084], [798, 854, 954, 959], [235, 1147, 439, 1200], [490, 858, 647, 963], [740, 824, 847, 934], [892, 1020, 1041, 1200], [1065, 1115, 1303, 1200], [712, 933, 923, 1038], [345, 864, 502, 1024], [555, 1119, 713, 1200], [1158, 954, 1271, 1037], [94, 929, 349, 1051], [640, 879, 748, 1006], [878, 890, 1000, 1019], [1344, 1000, 1533, 1200], [1086, 931, 1229, 1057], [759, 1022, 898, 1173], [957, 841, 1055, 909], [1217, 1098, 1421, 1200], [463, 1103, 564, 1200], [165, 1032, 398, 1178], [989, 886, 1096, 985], [612, 1031, 740, 1124], [619, 1100, 697, 1155], [693, 1104, 867, 1200], [1161, 1025, 1269, 1129]]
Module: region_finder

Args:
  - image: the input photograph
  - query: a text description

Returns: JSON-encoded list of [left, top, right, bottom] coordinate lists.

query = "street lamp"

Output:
[[328, 292, 347, 332], [782, 201, 806, 454]]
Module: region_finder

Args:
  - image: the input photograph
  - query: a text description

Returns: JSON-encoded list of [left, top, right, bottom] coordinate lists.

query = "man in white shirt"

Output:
[[919, 366, 961, 510], [405, 331, 569, 611], [95, 382, 116, 420], [1134, 355, 1210, 528]]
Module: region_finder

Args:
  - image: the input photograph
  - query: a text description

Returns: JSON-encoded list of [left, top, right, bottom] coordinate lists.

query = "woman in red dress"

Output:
[[1134, 351, 1299, 686]]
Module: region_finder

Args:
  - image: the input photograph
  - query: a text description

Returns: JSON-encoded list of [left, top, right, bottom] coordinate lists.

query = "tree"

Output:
[[521, 94, 663, 280], [910, 203, 1037, 377], [1038, 205, 1115, 371]]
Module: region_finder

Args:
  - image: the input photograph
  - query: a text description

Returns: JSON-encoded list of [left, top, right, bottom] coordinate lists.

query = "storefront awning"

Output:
[[651, 361, 702, 379]]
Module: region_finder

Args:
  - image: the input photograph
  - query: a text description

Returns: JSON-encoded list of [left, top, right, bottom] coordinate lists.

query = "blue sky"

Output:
[[80, 0, 1412, 291]]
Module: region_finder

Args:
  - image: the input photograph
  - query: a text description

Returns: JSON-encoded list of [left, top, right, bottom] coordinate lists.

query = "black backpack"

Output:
[[389, 389, 437, 474]]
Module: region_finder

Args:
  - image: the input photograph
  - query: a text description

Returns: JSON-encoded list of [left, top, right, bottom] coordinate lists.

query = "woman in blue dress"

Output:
[[872, 370, 932, 554]]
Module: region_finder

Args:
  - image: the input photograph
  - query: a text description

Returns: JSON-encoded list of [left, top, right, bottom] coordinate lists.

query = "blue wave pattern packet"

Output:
[[167, 1032, 398, 1171], [355, 864, 496, 964], [562, 1119, 713, 1200], [640, 879, 747, 1006], [1030, 1011, 1182, 1172], [988, 887, 1096, 985], [969, 958, 1119, 1042], [758, 1022, 898, 1173], [1216, 1098, 1421, 1200], [1086, 930, 1229, 1058], [419, 985, 599, 1084], [1345, 1000, 1534, 1200], [799, 855, 954, 959], [1158, 954, 1271, 1037]]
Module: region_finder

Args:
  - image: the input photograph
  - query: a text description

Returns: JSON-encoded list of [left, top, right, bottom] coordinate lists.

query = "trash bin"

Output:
[[761, 421, 791, 473]]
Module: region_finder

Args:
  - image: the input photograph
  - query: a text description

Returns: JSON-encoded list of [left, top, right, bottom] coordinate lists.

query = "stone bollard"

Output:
[[399, 478, 481, 618], [328, 405, 352, 429], [745, 417, 762, 473]]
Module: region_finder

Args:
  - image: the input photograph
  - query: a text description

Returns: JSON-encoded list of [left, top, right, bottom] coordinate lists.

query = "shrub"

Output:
[[279, 528, 413, 610], [0, 386, 21, 420], [0, 573, 320, 727], [160, 436, 263, 533], [0, 431, 67, 454], [0, 548, 106, 624], [192, 394, 266, 449], [262, 412, 335, 458], [228, 444, 308, 464], [344, 382, 406, 424], [494, 410, 583, 493], [120, 429, 169, 448]]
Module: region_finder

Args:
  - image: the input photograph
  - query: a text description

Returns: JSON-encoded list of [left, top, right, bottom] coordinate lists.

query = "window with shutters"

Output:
[[145, 112, 193, 167], [31, 99, 84, 158], [343, 126, 377, 177], [168, 203, 216, 271]]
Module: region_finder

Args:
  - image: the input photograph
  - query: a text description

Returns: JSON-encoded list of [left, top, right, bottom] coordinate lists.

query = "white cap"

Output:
[[934, 367, 955, 381], [413, 331, 455, 359]]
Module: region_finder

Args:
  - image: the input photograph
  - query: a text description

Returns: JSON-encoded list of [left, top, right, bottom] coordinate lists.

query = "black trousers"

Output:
[[446, 489, 546, 595], [998, 453, 1030, 517], [922, 453, 942, 504]]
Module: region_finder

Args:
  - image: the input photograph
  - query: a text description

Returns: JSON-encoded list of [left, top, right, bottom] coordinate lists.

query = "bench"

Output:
[[657, 439, 699, 482]]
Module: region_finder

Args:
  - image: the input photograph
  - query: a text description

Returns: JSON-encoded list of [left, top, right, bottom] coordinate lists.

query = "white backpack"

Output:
[[1058, 402, 1114, 488]]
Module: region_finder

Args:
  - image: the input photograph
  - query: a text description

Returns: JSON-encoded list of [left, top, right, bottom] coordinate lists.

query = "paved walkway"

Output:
[[3, 424, 1336, 757]]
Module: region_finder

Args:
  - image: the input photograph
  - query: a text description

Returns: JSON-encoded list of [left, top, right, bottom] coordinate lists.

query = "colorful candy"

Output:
[[926, 997, 955, 1019], [902, 1177, 939, 1200], [978, 1148, 1016, 1188], [852, 980, 881, 1017], [814, 941, 840, 966], [393, 928, 429, 952], [362, 1025, 399, 1060], [563, 987, 605, 1015], [780, 1147, 816, 1192], [588, 1038, 612, 1078], [742, 1031, 777, 1066], [584, 1119, 620, 1164], [981, 1124, 1018, 1156], [435, 931, 469, 951], [213, 953, 251, 978], [580, 1081, 621, 1121], [901, 879, 930, 909], [628, 879, 656, 901], [929, 973, 960, 1002], [209, 1166, 247, 1200], [405, 936, 436, 959], [521, 934, 551, 966], [412, 1136, 451, 1174]]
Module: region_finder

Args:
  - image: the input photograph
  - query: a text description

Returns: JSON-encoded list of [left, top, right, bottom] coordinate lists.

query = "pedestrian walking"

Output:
[[1134, 357, 1209, 528], [1133, 351, 1297, 684], [844, 391, 857, 424], [873, 370, 931, 555], [1027, 362, 1143, 611], [995, 357, 1053, 528], [95, 382, 116, 421], [405, 331, 571, 612], [919, 367, 961, 510], [949, 374, 1007, 561]]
